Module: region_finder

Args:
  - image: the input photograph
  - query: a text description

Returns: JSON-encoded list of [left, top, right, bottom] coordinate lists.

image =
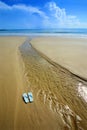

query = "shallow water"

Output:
[[19, 41, 87, 130]]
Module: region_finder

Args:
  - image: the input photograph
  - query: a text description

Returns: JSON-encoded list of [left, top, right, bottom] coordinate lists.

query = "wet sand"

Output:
[[0, 36, 87, 130]]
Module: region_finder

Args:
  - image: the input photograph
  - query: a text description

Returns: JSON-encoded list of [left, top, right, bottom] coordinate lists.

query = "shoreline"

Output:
[[1, 33, 87, 39]]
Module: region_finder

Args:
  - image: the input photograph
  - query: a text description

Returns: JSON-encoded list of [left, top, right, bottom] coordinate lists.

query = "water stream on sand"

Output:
[[19, 41, 87, 130]]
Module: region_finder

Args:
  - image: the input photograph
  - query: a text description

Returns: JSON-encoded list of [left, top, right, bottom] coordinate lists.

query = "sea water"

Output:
[[0, 28, 87, 38]]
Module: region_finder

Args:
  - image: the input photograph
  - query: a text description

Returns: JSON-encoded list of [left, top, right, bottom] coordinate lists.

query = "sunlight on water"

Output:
[[78, 83, 87, 103]]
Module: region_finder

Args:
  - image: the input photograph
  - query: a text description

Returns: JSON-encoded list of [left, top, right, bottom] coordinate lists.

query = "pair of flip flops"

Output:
[[22, 92, 33, 103]]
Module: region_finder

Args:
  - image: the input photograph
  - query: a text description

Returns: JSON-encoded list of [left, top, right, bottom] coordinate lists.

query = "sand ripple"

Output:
[[19, 41, 87, 130]]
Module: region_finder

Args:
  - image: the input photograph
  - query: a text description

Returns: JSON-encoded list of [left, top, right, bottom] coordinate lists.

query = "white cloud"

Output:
[[46, 2, 80, 28], [12, 4, 48, 19], [0, 1, 48, 19], [0, 1, 11, 9], [0, 1, 86, 28]]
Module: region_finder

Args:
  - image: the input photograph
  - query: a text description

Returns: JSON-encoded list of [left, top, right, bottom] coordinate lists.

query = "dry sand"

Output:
[[0, 36, 87, 130], [0, 36, 27, 129]]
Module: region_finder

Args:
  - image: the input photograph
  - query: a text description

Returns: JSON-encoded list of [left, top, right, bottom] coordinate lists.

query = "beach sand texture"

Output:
[[0, 36, 87, 130], [31, 37, 87, 80]]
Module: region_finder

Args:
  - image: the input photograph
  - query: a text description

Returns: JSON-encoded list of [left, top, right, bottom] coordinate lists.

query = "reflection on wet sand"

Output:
[[78, 83, 87, 103], [19, 41, 87, 130]]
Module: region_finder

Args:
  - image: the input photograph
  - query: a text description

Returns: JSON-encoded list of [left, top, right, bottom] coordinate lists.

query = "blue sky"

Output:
[[0, 0, 87, 29]]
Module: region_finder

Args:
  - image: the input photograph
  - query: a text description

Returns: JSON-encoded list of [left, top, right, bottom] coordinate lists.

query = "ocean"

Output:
[[0, 28, 87, 37]]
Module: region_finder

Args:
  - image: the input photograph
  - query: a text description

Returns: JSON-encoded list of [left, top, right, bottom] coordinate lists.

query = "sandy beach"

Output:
[[0, 36, 87, 130], [0, 37, 27, 129], [31, 37, 87, 80]]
